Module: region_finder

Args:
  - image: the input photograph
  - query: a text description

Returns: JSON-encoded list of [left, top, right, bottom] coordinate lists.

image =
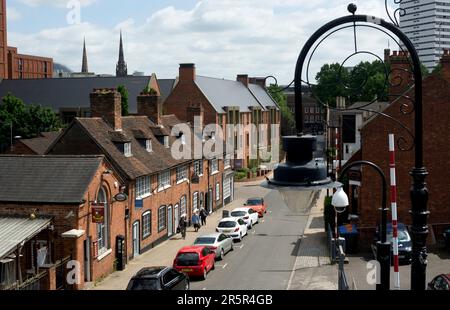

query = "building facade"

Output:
[[400, 0, 450, 70]]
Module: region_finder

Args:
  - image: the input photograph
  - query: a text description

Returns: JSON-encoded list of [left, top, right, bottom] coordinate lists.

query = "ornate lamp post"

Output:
[[265, 2, 428, 290]]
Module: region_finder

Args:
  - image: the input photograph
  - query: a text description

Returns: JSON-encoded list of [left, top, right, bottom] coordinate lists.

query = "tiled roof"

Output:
[[0, 77, 175, 114], [0, 155, 103, 204], [74, 115, 193, 180], [18, 131, 62, 155], [248, 84, 278, 109]]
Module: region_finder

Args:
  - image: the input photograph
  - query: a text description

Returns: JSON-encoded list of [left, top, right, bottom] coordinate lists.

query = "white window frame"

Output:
[[193, 192, 198, 212], [194, 160, 203, 176], [158, 170, 171, 191], [136, 175, 151, 199], [176, 165, 188, 184], [96, 188, 110, 255], [158, 206, 167, 232], [146, 139, 152, 152], [310, 107, 314, 114], [180, 195, 187, 216], [142, 211, 151, 238], [224, 156, 231, 169], [216, 183, 220, 202], [211, 159, 219, 174], [124, 142, 132, 157]]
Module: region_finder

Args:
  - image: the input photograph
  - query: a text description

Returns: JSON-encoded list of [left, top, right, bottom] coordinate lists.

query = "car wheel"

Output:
[[202, 268, 207, 280], [248, 222, 252, 229], [219, 249, 225, 260], [239, 233, 243, 242], [256, 218, 259, 224], [185, 281, 190, 290], [211, 262, 215, 270], [230, 242, 234, 251]]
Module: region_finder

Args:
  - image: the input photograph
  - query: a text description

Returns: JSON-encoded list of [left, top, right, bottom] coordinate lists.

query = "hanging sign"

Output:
[[92, 203, 105, 223]]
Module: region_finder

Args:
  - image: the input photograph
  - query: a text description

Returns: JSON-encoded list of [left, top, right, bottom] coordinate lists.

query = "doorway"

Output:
[[83, 237, 91, 282], [168, 205, 173, 237], [174, 204, 179, 234], [132, 221, 140, 257]]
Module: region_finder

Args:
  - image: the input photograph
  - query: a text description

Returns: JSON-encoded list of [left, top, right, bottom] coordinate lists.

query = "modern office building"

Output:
[[400, 0, 450, 71]]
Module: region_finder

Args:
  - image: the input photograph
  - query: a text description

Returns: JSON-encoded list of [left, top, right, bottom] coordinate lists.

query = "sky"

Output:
[[6, 0, 398, 84]]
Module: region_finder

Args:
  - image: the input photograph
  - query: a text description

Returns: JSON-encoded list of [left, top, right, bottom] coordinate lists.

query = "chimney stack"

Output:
[[90, 88, 122, 131], [249, 77, 267, 89], [440, 49, 450, 82], [137, 92, 162, 125], [179, 63, 196, 82], [388, 50, 412, 96], [237, 74, 249, 87]]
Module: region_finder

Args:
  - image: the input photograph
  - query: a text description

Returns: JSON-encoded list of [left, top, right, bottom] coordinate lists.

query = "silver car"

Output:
[[193, 233, 234, 260]]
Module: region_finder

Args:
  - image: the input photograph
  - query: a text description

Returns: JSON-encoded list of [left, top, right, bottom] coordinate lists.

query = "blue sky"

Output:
[[6, 0, 396, 83]]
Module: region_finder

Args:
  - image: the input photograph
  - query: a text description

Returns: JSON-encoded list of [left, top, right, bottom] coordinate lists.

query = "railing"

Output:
[[328, 223, 350, 290], [5, 271, 47, 290], [55, 256, 73, 290]]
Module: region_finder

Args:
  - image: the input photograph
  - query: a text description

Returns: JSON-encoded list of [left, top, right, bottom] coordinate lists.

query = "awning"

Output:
[[0, 216, 52, 260], [61, 229, 85, 239]]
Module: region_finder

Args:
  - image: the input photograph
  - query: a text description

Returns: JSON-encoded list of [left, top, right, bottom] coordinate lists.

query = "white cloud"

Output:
[[18, 0, 97, 8], [7, 7, 22, 21], [8, 0, 400, 84]]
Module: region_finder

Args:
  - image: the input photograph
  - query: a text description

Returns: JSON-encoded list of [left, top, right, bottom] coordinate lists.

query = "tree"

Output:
[[267, 84, 294, 127], [0, 94, 62, 151], [117, 85, 129, 116]]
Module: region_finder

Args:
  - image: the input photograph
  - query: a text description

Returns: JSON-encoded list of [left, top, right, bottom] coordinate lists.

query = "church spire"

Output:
[[116, 31, 128, 77], [82, 37, 88, 73]]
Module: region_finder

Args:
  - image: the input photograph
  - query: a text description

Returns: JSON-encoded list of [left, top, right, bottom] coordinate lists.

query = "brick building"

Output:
[[46, 88, 233, 266], [346, 50, 450, 243], [0, 155, 125, 290], [164, 64, 280, 169], [8, 131, 61, 155], [0, 1, 53, 79]]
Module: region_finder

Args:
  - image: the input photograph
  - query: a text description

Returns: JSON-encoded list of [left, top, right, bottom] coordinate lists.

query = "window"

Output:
[[316, 107, 320, 113], [158, 170, 171, 190], [136, 175, 151, 198], [216, 183, 220, 201], [211, 159, 219, 174], [224, 157, 231, 168], [96, 187, 110, 254], [310, 107, 314, 113], [124, 142, 132, 157], [304, 107, 308, 114], [158, 206, 167, 232], [146, 140, 152, 152], [194, 160, 203, 176], [316, 115, 321, 122], [142, 211, 152, 238], [193, 192, 198, 212], [176, 165, 188, 183], [180, 195, 187, 216]]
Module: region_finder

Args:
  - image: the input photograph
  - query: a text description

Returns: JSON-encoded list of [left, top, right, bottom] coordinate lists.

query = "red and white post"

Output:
[[389, 134, 400, 289]]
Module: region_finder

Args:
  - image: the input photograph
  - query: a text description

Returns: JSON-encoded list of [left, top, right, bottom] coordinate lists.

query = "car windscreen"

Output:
[[247, 199, 262, 205], [218, 221, 236, 228], [127, 278, 159, 290], [230, 211, 246, 217], [194, 237, 216, 244], [176, 252, 199, 266], [388, 230, 411, 242]]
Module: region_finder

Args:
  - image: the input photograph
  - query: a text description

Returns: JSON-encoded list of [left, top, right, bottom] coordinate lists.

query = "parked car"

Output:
[[243, 197, 267, 217], [216, 217, 248, 242], [126, 266, 189, 290], [173, 246, 215, 280], [193, 233, 234, 260], [373, 223, 412, 264], [230, 207, 259, 228], [428, 274, 450, 290]]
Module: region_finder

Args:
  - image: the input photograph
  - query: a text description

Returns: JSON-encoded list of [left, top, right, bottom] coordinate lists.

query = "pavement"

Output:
[[87, 178, 273, 290]]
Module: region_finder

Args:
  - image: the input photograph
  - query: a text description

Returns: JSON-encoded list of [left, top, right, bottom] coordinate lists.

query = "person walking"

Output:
[[200, 207, 208, 226], [179, 214, 188, 239], [192, 210, 201, 232]]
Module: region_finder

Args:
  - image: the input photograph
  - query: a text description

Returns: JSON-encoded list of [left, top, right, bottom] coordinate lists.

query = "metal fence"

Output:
[[327, 223, 350, 290], [55, 256, 73, 290]]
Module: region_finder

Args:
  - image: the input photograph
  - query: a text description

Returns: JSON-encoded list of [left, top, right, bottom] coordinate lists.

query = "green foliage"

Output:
[[234, 171, 247, 180], [267, 84, 294, 127], [431, 63, 442, 76], [248, 159, 259, 170], [117, 85, 129, 116], [0, 94, 62, 150], [326, 148, 337, 159], [142, 86, 158, 95]]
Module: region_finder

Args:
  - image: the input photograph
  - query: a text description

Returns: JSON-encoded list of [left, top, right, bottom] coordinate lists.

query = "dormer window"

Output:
[[124, 142, 132, 157], [146, 139, 152, 152]]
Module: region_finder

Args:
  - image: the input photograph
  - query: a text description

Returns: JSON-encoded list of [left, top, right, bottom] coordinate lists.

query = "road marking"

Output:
[[222, 263, 228, 269], [239, 244, 244, 249], [252, 230, 256, 235], [262, 219, 265, 223], [287, 238, 303, 290]]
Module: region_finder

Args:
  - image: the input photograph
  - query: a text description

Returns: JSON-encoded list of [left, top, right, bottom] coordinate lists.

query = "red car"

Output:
[[173, 246, 215, 280], [243, 197, 268, 217]]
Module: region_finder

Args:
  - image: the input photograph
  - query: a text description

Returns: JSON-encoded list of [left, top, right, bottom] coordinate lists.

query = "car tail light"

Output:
[[244, 216, 249, 220], [234, 227, 240, 232], [209, 246, 217, 251]]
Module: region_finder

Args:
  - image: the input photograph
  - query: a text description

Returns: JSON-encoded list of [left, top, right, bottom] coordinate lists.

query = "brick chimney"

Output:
[[388, 50, 413, 96], [237, 74, 249, 87], [249, 77, 267, 89], [179, 63, 196, 82], [90, 88, 122, 131], [440, 49, 450, 82], [137, 92, 162, 125], [186, 104, 204, 128]]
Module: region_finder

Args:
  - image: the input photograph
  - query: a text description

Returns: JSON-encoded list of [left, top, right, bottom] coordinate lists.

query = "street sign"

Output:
[[114, 192, 128, 202]]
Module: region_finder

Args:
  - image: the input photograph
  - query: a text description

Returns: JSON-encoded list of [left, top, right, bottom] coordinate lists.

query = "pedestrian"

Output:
[[179, 214, 187, 239], [192, 210, 200, 232], [200, 207, 208, 226]]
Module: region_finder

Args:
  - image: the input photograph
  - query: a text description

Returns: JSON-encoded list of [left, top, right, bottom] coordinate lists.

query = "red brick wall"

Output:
[[47, 123, 103, 155]]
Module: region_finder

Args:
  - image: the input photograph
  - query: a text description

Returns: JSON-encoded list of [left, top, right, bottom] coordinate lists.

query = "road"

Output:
[[191, 184, 309, 290]]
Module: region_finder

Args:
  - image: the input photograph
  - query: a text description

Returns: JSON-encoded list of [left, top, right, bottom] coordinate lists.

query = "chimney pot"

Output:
[[237, 74, 249, 87], [179, 63, 196, 82]]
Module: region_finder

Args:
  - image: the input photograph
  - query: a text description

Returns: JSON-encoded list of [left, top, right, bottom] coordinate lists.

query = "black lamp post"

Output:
[[265, 3, 428, 290], [333, 160, 391, 290]]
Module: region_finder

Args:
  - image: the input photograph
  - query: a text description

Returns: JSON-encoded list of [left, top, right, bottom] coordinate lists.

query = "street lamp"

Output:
[[287, 3, 428, 290], [332, 160, 391, 291]]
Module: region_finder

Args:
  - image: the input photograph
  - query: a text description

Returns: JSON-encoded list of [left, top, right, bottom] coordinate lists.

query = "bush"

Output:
[[235, 171, 247, 180]]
